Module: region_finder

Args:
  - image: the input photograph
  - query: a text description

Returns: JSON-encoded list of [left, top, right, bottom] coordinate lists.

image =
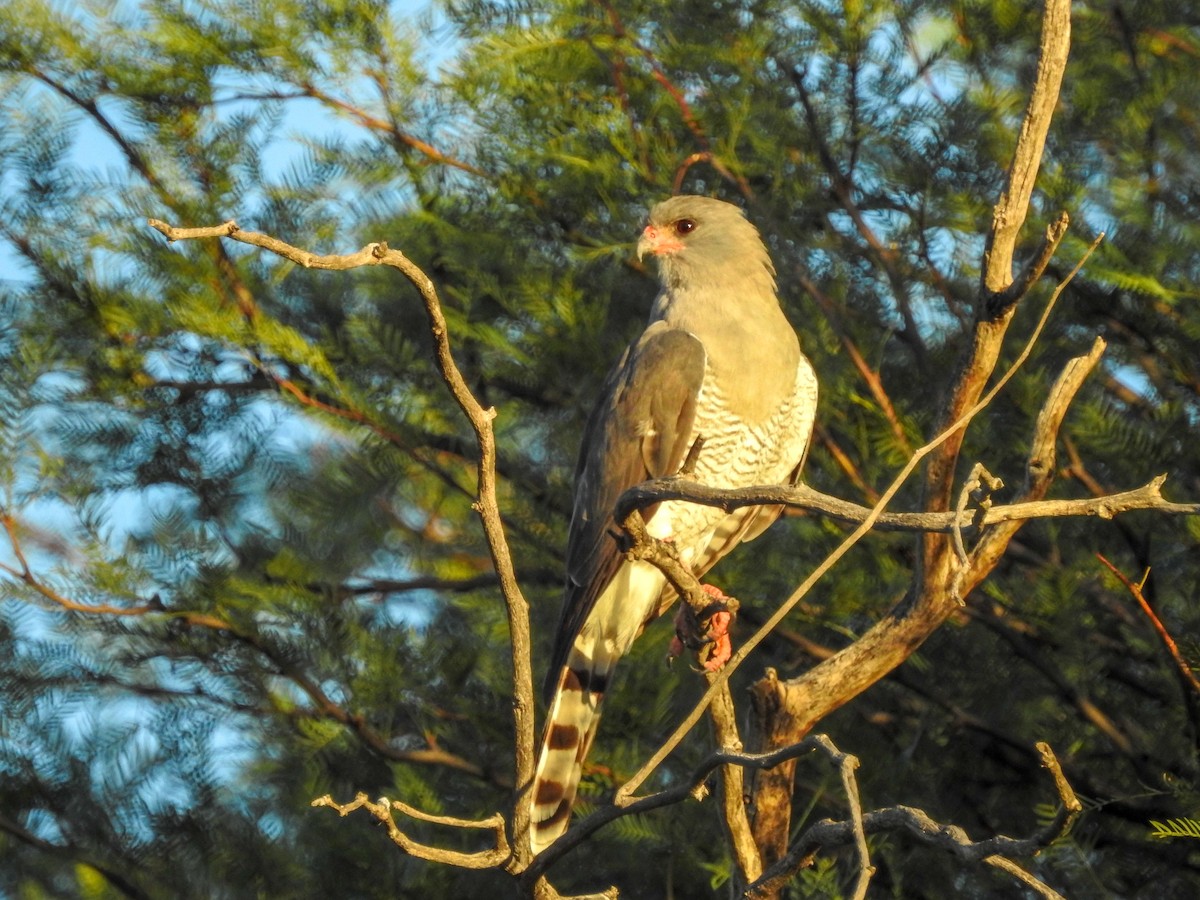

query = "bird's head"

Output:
[[637, 195, 776, 295]]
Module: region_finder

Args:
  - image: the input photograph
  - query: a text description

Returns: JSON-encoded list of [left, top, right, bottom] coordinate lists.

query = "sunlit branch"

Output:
[[747, 742, 1079, 900], [298, 82, 487, 177], [615, 473, 1197, 536], [312, 793, 510, 869], [1097, 555, 1200, 698], [148, 216, 539, 869]]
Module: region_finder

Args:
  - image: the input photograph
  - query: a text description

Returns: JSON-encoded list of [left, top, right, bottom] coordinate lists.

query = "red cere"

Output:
[[641, 223, 685, 256]]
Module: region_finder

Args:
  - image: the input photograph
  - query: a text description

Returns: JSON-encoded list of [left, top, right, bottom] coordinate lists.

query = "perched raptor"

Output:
[[530, 196, 818, 853]]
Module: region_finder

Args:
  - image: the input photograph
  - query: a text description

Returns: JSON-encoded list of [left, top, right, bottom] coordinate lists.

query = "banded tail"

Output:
[[530, 647, 616, 853]]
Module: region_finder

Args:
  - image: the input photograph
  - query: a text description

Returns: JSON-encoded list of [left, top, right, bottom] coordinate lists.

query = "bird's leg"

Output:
[[678, 434, 707, 477], [667, 584, 739, 671]]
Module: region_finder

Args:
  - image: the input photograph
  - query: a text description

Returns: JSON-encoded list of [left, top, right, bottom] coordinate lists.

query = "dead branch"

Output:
[[616, 472, 1197, 536], [526, 730, 1074, 899], [523, 734, 858, 885], [312, 793, 509, 869], [706, 670, 762, 889], [747, 0, 1078, 874], [746, 742, 1079, 900], [148, 217, 538, 869], [1097, 555, 1200, 698], [960, 336, 1108, 596]]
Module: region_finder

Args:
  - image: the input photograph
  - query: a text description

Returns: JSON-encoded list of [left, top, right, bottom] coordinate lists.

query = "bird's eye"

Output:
[[674, 218, 696, 236]]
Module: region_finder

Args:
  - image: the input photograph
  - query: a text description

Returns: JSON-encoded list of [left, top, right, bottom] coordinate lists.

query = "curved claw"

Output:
[[668, 584, 738, 671]]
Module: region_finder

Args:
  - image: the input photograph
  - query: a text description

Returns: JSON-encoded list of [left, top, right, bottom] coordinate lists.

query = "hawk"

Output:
[[530, 196, 818, 852]]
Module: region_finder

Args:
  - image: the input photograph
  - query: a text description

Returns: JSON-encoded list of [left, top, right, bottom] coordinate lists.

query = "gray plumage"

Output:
[[530, 196, 818, 853]]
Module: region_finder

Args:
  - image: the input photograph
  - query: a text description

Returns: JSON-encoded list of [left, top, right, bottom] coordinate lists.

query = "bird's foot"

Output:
[[666, 584, 738, 672], [701, 608, 734, 672]]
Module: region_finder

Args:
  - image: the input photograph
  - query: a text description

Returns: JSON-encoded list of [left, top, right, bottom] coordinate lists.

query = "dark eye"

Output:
[[674, 218, 696, 235]]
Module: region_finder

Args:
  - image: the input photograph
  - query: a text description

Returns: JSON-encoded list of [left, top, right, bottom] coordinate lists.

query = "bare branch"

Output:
[[961, 336, 1109, 594], [928, 0, 1074, 536], [812, 734, 873, 900], [981, 1, 1072, 296], [525, 735, 852, 885], [1097, 555, 1200, 698], [312, 793, 509, 869], [148, 218, 538, 867], [991, 211, 1071, 314], [747, 742, 1078, 900], [616, 474, 1197, 536], [706, 671, 762, 888]]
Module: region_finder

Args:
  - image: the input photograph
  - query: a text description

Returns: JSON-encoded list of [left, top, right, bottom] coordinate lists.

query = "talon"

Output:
[[668, 584, 738, 672], [672, 603, 707, 651], [666, 633, 685, 666]]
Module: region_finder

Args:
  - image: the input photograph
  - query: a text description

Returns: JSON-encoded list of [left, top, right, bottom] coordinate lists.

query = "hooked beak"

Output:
[[637, 224, 682, 260]]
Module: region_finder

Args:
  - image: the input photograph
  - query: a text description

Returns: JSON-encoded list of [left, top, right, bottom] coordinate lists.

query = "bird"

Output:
[[529, 195, 819, 854]]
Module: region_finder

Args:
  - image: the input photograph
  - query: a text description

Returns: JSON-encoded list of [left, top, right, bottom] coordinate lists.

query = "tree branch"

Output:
[[616, 473, 1197, 536], [707, 671, 762, 889], [312, 793, 510, 869], [297, 82, 487, 177], [1097, 555, 1200, 698], [148, 217, 539, 870], [746, 742, 1079, 900]]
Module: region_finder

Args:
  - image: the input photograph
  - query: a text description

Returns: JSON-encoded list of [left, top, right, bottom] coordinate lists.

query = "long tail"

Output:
[[529, 646, 617, 854]]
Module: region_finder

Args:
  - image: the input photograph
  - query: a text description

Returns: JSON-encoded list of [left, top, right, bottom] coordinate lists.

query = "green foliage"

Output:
[[2, 0, 1200, 897], [1150, 818, 1200, 840]]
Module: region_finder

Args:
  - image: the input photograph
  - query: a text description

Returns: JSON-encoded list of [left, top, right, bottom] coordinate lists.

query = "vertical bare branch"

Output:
[[147, 220, 538, 869], [707, 674, 762, 889], [980, 0, 1072, 295], [391, 244, 538, 870], [745, 0, 1078, 876]]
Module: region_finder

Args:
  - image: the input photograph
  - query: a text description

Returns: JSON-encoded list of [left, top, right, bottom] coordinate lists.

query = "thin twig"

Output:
[[747, 742, 1078, 900], [312, 793, 510, 869], [615, 474, 1193, 538], [1097, 555, 1200, 697], [810, 734, 873, 900], [148, 218, 538, 867]]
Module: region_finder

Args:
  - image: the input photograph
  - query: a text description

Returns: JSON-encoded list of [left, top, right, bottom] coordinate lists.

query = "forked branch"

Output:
[[746, 742, 1080, 900], [148, 217, 538, 869], [312, 793, 510, 869]]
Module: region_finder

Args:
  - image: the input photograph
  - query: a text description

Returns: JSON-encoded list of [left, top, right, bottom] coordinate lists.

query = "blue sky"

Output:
[[0, 3, 467, 820]]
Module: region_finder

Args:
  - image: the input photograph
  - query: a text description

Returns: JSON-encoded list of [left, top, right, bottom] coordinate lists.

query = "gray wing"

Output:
[[544, 322, 707, 697]]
